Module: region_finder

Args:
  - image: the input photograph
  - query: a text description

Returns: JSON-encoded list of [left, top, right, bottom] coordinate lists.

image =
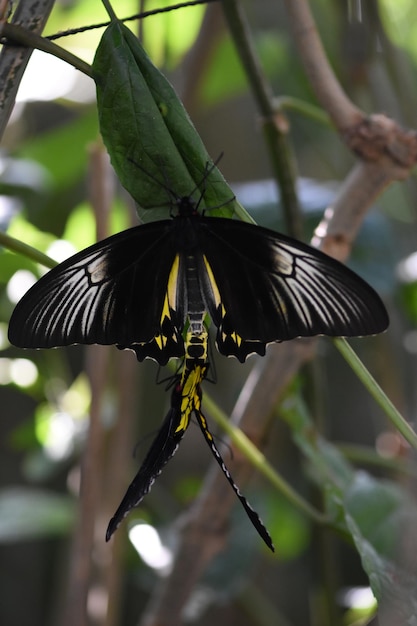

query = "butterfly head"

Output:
[[175, 194, 199, 218]]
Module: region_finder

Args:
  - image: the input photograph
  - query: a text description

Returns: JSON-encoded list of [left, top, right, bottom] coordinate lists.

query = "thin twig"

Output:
[[61, 144, 113, 626], [282, 0, 362, 130], [179, 3, 225, 114], [101, 0, 118, 22], [104, 351, 139, 626], [334, 338, 417, 450], [0, 231, 56, 268], [0, 21, 93, 76], [221, 0, 303, 239], [46, 0, 221, 41]]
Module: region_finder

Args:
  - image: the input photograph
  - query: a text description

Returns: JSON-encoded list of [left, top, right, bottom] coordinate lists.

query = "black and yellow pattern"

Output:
[[106, 327, 274, 551], [105, 327, 208, 542], [8, 192, 388, 364]]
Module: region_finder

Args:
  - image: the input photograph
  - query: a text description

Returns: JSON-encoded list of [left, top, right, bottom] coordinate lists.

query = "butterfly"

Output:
[[106, 328, 274, 551], [7, 178, 388, 361]]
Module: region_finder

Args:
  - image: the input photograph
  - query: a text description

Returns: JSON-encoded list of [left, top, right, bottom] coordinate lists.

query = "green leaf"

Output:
[[345, 472, 415, 553], [345, 474, 417, 622], [0, 487, 74, 541], [93, 22, 238, 220], [281, 390, 417, 618]]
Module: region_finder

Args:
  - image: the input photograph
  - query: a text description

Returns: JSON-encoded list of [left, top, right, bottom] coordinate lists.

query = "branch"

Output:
[[283, 0, 417, 172], [0, 21, 93, 76], [283, 0, 362, 129], [0, 0, 55, 139], [221, 0, 302, 239], [61, 145, 113, 626]]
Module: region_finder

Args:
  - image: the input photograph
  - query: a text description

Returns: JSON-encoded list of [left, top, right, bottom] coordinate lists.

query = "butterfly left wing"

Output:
[[8, 222, 186, 364], [197, 218, 389, 362]]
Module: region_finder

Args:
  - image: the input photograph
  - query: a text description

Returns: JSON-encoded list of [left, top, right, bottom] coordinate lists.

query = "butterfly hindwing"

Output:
[[106, 395, 186, 541], [106, 348, 206, 542]]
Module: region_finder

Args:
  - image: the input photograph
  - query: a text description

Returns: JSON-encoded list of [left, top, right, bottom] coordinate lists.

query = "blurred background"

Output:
[[0, 1, 417, 625]]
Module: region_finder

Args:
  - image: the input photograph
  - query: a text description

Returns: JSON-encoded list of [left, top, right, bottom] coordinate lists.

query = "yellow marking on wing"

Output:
[[167, 254, 180, 310], [221, 330, 243, 347], [231, 332, 242, 346], [154, 334, 164, 350], [203, 255, 222, 308], [158, 255, 180, 328], [160, 293, 171, 325], [153, 256, 182, 351]]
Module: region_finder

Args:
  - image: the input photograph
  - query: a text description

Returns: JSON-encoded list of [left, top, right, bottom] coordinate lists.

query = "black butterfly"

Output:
[[8, 188, 388, 361], [106, 329, 274, 552]]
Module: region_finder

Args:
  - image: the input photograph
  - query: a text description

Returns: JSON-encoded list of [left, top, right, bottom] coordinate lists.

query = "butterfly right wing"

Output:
[[8, 222, 185, 364]]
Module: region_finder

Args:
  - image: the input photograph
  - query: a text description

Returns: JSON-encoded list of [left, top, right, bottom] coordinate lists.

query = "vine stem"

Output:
[[0, 231, 56, 268], [202, 390, 328, 524], [334, 338, 417, 450], [101, 0, 119, 22], [0, 22, 93, 76]]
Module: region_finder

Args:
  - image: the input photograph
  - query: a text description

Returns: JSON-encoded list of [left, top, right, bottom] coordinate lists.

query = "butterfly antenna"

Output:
[[191, 152, 224, 212], [127, 156, 178, 203]]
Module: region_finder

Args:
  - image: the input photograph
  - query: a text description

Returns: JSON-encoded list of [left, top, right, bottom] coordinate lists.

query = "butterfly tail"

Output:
[[106, 403, 185, 541], [194, 408, 274, 552]]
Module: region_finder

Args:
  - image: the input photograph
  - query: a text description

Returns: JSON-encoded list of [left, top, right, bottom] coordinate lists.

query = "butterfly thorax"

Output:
[[170, 214, 209, 336]]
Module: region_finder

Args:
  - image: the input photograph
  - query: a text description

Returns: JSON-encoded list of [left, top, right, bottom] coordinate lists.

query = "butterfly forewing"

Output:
[[196, 218, 388, 361], [8, 221, 187, 364]]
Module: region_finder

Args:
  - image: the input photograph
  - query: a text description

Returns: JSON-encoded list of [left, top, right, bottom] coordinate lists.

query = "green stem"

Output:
[[334, 337, 417, 450], [202, 390, 328, 524], [0, 22, 93, 77], [337, 443, 417, 477], [274, 96, 331, 127], [101, 0, 119, 22], [0, 231, 56, 268]]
